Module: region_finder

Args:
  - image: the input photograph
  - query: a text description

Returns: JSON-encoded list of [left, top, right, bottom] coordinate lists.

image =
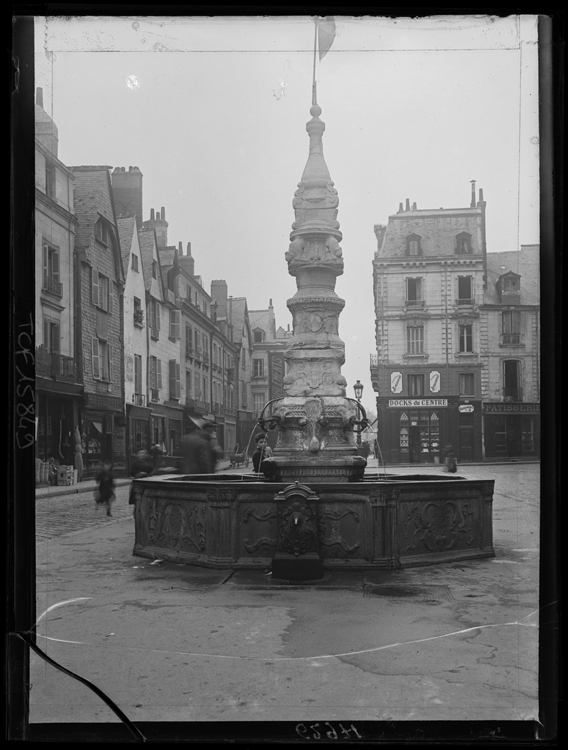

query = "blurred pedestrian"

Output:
[[129, 448, 153, 516], [179, 419, 217, 475], [95, 459, 116, 516], [444, 445, 457, 473], [252, 434, 273, 473], [149, 442, 164, 473]]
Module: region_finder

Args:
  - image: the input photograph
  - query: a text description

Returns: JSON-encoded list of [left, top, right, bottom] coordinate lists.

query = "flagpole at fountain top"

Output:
[[312, 16, 336, 107]]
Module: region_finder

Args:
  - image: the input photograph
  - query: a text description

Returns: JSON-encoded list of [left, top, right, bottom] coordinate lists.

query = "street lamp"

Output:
[[353, 380, 364, 445]]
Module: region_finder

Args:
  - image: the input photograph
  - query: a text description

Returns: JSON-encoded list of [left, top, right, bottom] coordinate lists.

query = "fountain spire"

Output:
[[259, 102, 366, 483]]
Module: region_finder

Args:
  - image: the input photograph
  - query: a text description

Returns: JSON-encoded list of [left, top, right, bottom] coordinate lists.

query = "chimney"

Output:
[[405, 199, 410, 211], [373, 224, 387, 251], [178, 241, 183, 253], [470, 180, 476, 208], [147, 206, 168, 249], [478, 188, 485, 204], [150, 208, 155, 221], [398, 202, 403, 213], [111, 166, 144, 228], [412, 202, 417, 210], [211, 280, 228, 318], [179, 242, 195, 276]]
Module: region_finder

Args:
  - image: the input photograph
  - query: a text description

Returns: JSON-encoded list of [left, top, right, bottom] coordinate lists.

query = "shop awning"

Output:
[[126, 404, 152, 420]]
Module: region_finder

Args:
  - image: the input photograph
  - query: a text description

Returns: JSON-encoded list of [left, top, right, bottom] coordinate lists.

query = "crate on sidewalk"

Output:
[[57, 465, 74, 486]]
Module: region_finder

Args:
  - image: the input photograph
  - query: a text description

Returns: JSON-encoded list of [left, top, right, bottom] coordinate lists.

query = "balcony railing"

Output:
[[370, 354, 379, 368], [42, 275, 63, 297], [132, 393, 145, 406], [405, 299, 425, 308], [503, 388, 524, 402], [36, 347, 77, 382], [500, 333, 524, 347], [455, 298, 474, 306]]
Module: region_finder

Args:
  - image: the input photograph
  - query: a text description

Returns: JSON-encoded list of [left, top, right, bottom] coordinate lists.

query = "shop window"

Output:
[[521, 416, 534, 452], [455, 232, 472, 254], [458, 324, 473, 353], [405, 234, 422, 256], [459, 373, 475, 395], [493, 416, 508, 454], [406, 325, 424, 354], [408, 374, 424, 396]]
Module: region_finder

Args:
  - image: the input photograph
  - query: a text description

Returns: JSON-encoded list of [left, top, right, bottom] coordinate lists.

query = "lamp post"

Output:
[[353, 380, 364, 446]]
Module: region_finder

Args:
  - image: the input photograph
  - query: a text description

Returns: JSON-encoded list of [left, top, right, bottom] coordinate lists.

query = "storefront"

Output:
[[377, 397, 483, 464], [150, 403, 184, 457], [483, 402, 540, 458], [35, 386, 82, 467], [126, 403, 152, 472], [81, 393, 126, 477]]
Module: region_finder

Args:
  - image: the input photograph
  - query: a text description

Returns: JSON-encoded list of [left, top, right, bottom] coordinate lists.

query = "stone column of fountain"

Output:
[[260, 104, 367, 483]]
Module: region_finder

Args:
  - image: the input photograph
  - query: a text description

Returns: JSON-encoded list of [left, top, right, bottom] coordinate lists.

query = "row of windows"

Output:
[[406, 373, 475, 397], [405, 232, 474, 257], [405, 276, 474, 303], [406, 324, 474, 354]]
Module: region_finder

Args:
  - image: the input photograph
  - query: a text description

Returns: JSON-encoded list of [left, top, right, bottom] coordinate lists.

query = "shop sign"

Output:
[[388, 399, 448, 407], [429, 371, 441, 393], [484, 402, 540, 414], [390, 372, 403, 393], [459, 404, 474, 413]]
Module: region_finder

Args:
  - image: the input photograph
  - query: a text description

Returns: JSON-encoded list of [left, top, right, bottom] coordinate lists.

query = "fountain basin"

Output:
[[132, 473, 495, 570]]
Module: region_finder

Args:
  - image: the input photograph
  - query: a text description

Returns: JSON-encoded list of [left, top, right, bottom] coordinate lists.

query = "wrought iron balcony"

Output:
[[500, 333, 524, 347], [36, 347, 77, 382], [42, 275, 63, 298]]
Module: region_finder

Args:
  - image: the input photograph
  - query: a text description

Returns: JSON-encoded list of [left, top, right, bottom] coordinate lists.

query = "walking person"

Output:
[[444, 444, 457, 473], [129, 448, 153, 517], [94, 459, 116, 516], [179, 419, 217, 475], [252, 434, 273, 473]]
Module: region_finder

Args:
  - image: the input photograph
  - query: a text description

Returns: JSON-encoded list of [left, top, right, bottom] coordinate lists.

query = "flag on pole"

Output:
[[317, 16, 336, 61]]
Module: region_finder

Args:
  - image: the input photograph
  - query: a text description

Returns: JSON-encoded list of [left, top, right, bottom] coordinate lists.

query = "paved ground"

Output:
[[31, 462, 540, 727]]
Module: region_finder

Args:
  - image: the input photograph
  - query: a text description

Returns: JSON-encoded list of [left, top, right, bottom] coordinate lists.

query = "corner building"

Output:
[[370, 186, 487, 464]]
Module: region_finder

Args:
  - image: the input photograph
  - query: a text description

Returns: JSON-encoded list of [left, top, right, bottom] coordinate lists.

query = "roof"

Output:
[[226, 297, 249, 345], [117, 215, 136, 276], [138, 226, 163, 296], [484, 247, 540, 305], [71, 166, 123, 283]]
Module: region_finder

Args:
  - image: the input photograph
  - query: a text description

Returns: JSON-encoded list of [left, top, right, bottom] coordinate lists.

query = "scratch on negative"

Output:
[[33, 616, 537, 662]]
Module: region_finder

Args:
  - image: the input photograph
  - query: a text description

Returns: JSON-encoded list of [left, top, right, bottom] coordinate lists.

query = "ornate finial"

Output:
[[310, 104, 322, 117]]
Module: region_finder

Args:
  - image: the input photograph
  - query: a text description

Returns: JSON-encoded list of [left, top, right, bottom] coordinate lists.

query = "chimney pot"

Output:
[[405, 199, 410, 211], [161, 207, 166, 220], [412, 202, 417, 210], [178, 241, 182, 252], [187, 242, 192, 256], [150, 208, 155, 221], [398, 202, 403, 212]]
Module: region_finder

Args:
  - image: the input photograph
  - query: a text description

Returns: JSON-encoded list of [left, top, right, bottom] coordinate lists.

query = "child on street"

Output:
[[95, 459, 116, 516]]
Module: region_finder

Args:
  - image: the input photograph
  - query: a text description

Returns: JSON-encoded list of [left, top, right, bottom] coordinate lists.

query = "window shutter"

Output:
[[157, 359, 162, 389], [42, 245, 48, 286], [149, 357, 155, 389], [53, 323, 61, 354], [92, 269, 99, 306], [175, 362, 181, 399], [109, 283, 115, 315], [52, 249, 59, 282], [156, 303, 161, 331], [108, 344, 113, 382], [92, 338, 100, 379], [170, 310, 180, 339], [169, 359, 176, 398]]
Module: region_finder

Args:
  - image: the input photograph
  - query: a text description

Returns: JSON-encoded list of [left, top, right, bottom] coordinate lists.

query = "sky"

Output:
[[34, 15, 540, 413]]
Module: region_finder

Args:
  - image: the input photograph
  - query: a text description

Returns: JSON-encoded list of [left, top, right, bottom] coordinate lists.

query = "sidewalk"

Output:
[[35, 457, 539, 499], [30, 463, 540, 726]]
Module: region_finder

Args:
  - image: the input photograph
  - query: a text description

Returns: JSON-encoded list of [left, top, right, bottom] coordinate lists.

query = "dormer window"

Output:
[[94, 218, 114, 247], [456, 232, 472, 254], [496, 271, 521, 303], [253, 329, 265, 343], [405, 234, 422, 257]]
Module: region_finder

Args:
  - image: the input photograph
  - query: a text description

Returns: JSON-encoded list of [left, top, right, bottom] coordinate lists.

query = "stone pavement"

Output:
[[31, 463, 540, 727]]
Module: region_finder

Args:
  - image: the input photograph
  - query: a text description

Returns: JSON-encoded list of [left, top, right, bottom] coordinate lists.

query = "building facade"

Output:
[[480, 246, 540, 458], [34, 88, 81, 469], [72, 166, 126, 476], [370, 186, 488, 464], [249, 301, 291, 451]]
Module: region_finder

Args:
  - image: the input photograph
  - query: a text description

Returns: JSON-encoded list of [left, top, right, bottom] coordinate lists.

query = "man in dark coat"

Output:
[[179, 420, 217, 475]]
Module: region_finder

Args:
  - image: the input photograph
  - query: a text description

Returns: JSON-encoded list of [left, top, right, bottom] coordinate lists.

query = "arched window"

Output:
[[455, 232, 472, 254], [405, 234, 422, 257]]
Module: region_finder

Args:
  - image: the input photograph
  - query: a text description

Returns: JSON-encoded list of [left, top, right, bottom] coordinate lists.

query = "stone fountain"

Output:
[[132, 104, 495, 579]]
